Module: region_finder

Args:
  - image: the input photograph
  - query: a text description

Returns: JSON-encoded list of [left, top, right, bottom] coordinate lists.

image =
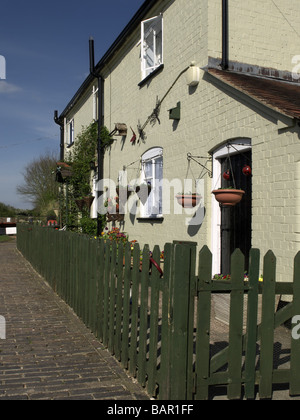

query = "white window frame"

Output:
[[92, 85, 99, 121], [67, 119, 74, 146], [140, 147, 163, 218], [141, 15, 163, 80]]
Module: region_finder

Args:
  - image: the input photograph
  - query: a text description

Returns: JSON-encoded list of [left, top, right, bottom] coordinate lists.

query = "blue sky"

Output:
[[0, 0, 144, 209]]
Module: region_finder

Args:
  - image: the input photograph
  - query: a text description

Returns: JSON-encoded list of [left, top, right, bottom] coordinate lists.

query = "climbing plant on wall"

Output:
[[64, 122, 112, 231], [68, 122, 98, 200]]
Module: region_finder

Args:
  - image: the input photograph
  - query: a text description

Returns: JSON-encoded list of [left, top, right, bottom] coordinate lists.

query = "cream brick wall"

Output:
[[102, 0, 209, 250], [208, 0, 300, 73], [61, 0, 300, 282], [63, 81, 97, 155], [200, 72, 300, 282], [101, 0, 300, 281]]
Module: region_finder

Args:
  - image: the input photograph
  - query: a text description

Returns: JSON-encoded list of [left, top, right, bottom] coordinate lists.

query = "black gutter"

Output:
[[54, 110, 64, 161], [89, 38, 104, 236], [221, 0, 229, 70]]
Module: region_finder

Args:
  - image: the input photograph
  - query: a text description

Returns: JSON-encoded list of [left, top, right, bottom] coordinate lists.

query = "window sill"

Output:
[[137, 217, 164, 223], [138, 64, 164, 88]]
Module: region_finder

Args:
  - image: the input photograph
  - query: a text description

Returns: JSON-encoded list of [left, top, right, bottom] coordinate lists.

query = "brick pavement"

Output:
[[0, 240, 150, 400]]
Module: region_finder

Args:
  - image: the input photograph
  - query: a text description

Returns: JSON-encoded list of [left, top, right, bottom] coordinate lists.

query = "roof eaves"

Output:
[[59, 0, 159, 119], [205, 68, 300, 121]]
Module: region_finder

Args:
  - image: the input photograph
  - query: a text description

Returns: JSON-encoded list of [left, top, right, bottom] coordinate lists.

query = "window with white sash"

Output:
[[67, 119, 74, 146], [141, 15, 163, 80], [140, 147, 163, 218], [92, 85, 99, 121]]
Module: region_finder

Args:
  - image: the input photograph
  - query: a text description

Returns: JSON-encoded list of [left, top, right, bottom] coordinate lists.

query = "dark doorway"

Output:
[[220, 151, 252, 274]]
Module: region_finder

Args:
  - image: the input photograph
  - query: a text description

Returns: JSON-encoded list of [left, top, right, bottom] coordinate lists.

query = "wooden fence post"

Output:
[[195, 245, 212, 400], [290, 251, 300, 396], [227, 249, 245, 400], [169, 244, 193, 400], [159, 243, 174, 400], [259, 250, 276, 399], [129, 243, 141, 377], [244, 248, 260, 400], [147, 245, 161, 397], [137, 244, 150, 387]]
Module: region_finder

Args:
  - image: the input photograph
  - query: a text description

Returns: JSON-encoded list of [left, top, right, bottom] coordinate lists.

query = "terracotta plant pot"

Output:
[[212, 189, 245, 207], [176, 194, 201, 209]]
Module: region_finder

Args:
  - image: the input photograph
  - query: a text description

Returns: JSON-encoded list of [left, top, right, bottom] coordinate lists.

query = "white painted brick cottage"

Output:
[[55, 0, 300, 285]]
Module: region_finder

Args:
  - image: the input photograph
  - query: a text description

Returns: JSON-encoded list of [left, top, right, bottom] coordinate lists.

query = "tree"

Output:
[[17, 152, 59, 215], [0, 202, 17, 217]]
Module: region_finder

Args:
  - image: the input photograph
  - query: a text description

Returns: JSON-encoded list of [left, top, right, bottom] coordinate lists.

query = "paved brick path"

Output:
[[0, 240, 149, 400]]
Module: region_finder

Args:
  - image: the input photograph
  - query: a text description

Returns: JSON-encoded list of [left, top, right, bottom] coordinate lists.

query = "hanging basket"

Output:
[[212, 189, 245, 207], [57, 162, 73, 178], [75, 196, 95, 211], [83, 196, 94, 209], [176, 194, 201, 209], [75, 199, 85, 211]]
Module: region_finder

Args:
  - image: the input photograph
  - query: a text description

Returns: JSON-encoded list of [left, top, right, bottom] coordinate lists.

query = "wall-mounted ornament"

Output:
[[110, 123, 128, 137], [242, 165, 252, 176], [130, 127, 137, 144], [223, 170, 230, 181], [168, 102, 181, 121]]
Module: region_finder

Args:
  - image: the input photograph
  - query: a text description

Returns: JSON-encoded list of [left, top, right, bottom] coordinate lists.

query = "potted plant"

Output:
[[212, 188, 245, 207], [176, 192, 201, 209]]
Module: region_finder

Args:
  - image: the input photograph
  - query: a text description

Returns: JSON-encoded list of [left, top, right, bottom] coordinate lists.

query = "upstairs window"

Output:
[[141, 15, 163, 80], [92, 85, 98, 121], [67, 119, 74, 147], [140, 147, 163, 218]]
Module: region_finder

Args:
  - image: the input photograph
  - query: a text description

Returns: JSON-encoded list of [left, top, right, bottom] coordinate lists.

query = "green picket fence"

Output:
[[17, 224, 300, 400]]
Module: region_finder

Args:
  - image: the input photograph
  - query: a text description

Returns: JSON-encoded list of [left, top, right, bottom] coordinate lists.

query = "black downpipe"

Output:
[[54, 110, 64, 161], [54, 110, 66, 229], [221, 0, 229, 70], [89, 37, 104, 236]]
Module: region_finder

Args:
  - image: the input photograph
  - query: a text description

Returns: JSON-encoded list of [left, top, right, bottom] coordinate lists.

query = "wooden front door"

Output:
[[220, 151, 252, 274]]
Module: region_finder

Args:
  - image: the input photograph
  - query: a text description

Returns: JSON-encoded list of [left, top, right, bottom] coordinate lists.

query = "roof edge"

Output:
[[59, 0, 159, 119], [207, 56, 300, 85], [205, 67, 300, 121]]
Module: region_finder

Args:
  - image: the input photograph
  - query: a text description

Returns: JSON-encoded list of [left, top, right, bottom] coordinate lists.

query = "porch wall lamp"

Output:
[[186, 62, 200, 87]]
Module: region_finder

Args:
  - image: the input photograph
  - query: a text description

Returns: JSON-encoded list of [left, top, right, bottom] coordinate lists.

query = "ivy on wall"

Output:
[[62, 122, 112, 233]]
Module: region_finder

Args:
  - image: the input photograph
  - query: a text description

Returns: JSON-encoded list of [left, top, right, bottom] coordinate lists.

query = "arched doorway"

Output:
[[211, 139, 252, 276]]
